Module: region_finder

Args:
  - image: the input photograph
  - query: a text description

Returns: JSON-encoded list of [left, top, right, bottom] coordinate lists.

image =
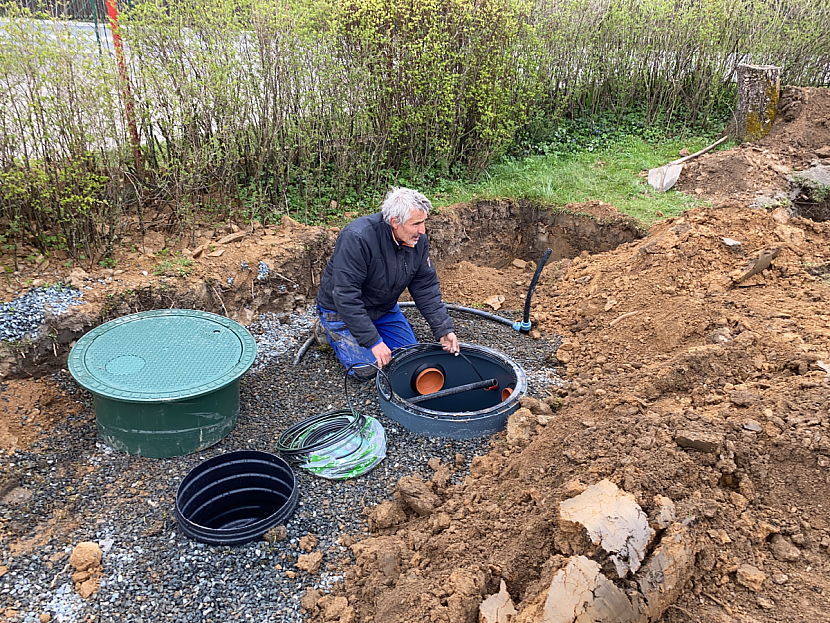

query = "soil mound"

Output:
[[677, 86, 830, 205], [313, 203, 830, 623]]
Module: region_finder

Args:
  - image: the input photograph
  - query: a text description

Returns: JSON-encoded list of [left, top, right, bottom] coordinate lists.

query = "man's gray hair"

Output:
[[381, 187, 433, 225]]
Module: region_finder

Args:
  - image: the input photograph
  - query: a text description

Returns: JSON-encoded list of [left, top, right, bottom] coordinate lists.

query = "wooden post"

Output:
[[733, 64, 780, 142]]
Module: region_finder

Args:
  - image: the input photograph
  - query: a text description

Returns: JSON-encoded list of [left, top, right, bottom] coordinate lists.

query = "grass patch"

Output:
[[430, 135, 733, 226], [153, 254, 194, 278]]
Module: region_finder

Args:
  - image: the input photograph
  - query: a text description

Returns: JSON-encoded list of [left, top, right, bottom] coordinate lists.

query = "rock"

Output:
[[743, 420, 762, 432], [637, 523, 698, 621], [562, 480, 587, 498], [675, 430, 723, 453], [768, 208, 790, 227], [816, 145, 830, 158], [395, 475, 440, 517], [1, 487, 32, 504], [729, 491, 749, 513], [67, 267, 88, 288], [68, 542, 103, 598], [484, 295, 505, 310], [758, 522, 780, 540], [431, 464, 452, 488], [69, 542, 102, 572], [514, 556, 640, 623], [556, 350, 572, 364], [318, 595, 349, 620], [721, 237, 743, 255], [427, 457, 442, 471], [736, 564, 767, 592], [772, 573, 789, 585], [529, 329, 542, 339], [216, 231, 246, 245], [207, 248, 225, 257], [708, 327, 733, 346], [679, 147, 691, 157], [479, 580, 517, 623], [368, 500, 407, 530], [506, 407, 533, 444], [75, 577, 99, 599], [730, 390, 760, 407], [519, 396, 548, 416], [512, 258, 527, 269], [708, 529, 731, 545], [296, 551, 324, 574], [558, 479, 654, 578], [280, 215, 301, 231], [39, 614, 51, 623], [264, 525, 288, 543], [300, 588, 321, 612], [769, 534, 801, 562], [651, 495, 676, 530], [756, 595, 775, 610], [299, 534, 318, 552], [470, 455, 493, 477]]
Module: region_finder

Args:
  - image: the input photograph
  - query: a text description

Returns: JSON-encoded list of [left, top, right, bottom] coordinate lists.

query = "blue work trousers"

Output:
[[317, 304, 417, 375]]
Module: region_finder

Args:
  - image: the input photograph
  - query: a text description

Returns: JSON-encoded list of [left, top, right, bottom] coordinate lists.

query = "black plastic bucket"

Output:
[[377, 343, 527, 439], [175, 450, 298, 545]]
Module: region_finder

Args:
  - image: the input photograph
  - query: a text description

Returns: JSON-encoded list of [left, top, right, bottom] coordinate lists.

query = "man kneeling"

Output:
[[315, 187, 459, 379]]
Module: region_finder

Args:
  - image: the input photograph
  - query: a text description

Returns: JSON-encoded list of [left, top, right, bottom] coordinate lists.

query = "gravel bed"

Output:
[[0, 286, 84, 342], [0, 306, 561, 623]]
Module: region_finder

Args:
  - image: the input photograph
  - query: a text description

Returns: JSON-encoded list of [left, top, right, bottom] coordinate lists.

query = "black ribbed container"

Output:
[[175, 450, 298, 545]]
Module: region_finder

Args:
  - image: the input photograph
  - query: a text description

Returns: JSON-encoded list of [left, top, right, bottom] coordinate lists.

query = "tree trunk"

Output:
[[733, 64, 781, 142]]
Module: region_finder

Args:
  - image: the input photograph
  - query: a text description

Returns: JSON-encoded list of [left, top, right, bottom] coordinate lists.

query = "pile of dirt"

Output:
[[307, 202, 829, 623], [676, 86, 830, 206]]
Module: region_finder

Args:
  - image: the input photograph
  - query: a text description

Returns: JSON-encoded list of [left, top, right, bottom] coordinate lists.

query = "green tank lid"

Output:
[[69, 310, 257, 402]]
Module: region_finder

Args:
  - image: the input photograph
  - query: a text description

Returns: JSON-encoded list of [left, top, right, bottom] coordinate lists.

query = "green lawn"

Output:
[[430, 136, 732, 227]]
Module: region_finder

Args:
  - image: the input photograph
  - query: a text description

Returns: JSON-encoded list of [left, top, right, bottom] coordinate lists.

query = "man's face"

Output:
[[391, 211, 427, 246]]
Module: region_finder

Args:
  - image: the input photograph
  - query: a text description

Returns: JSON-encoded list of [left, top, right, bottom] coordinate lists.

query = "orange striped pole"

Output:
[[105, 0, 141, 172]]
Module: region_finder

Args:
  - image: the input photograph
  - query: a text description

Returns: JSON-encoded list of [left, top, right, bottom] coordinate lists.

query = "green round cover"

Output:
[[69, 310, 257, 402]]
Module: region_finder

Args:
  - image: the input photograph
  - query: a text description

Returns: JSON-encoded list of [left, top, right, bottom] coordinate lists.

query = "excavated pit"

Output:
[[791, 165, 830, 222], [428, 199, 646, 269]]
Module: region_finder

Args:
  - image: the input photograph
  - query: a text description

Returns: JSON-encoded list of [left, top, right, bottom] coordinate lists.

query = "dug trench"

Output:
[[1, 194, 830, 623], [0, 198, 642, 381]]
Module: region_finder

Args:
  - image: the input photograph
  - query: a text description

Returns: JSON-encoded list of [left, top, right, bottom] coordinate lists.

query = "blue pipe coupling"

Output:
[[512, 320, 532, 333]]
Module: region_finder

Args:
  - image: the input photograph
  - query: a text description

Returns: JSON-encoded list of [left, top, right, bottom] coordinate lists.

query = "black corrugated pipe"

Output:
[[514, 248, 552, 333], [292, 334, 316, 367], [398, 301, 515, 327]]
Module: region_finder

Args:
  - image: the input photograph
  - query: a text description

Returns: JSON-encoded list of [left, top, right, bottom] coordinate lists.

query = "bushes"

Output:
[[0, 0, 829, 258]]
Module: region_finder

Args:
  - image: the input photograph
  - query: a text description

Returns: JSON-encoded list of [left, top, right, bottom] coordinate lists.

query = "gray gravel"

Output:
[[0, 285, 84, 342], [0, 305, 562, 623]]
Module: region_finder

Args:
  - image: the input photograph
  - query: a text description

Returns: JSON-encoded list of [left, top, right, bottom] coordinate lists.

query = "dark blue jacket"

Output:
[[315, 213, 453, 348]]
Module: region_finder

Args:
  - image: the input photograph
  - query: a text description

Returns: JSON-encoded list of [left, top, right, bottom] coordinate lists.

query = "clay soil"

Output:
[[2, 88, 830, 623]]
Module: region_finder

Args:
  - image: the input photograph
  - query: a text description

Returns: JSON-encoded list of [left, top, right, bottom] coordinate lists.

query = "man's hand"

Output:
[[371, 341, 393, 368], [440, 332, 459, 355]]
